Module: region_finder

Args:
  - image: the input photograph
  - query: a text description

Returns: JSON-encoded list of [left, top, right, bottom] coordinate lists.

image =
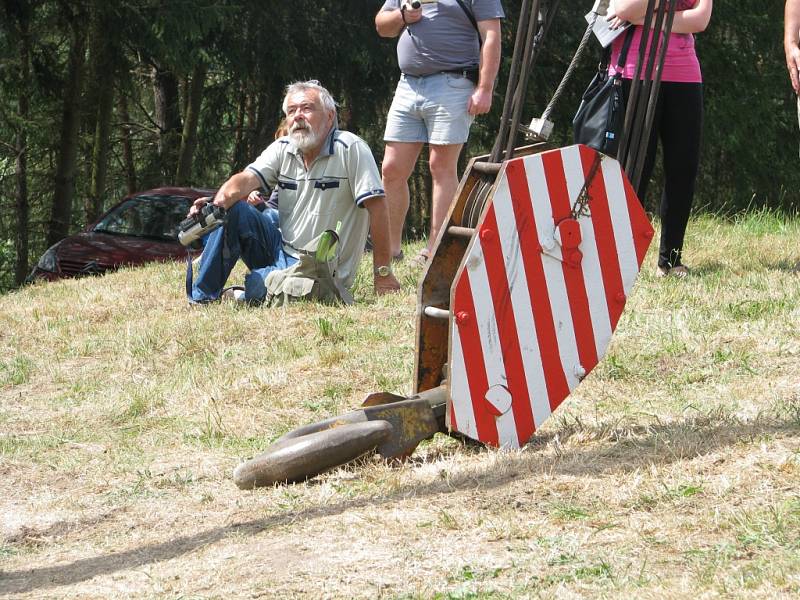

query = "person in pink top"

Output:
[[786, 0, 800, 273], [786, 0, 800, 94], [608, 0, 713, 277]]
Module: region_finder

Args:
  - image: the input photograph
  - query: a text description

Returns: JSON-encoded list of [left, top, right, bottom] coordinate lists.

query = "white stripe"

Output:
[[525, 153, 582, 392], [464, 243, 520, 449], [449, 327, 478, 440], [601, 158, 640, 294], [560, 146, 614, 362], [490, 174, 552, 429]]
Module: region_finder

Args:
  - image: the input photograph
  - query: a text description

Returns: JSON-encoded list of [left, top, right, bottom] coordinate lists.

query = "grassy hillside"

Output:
[[1, 212, 799, 599]]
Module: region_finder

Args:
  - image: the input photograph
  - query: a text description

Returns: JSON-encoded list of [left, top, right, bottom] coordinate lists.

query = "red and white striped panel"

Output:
[[447, 144, 653, 448]]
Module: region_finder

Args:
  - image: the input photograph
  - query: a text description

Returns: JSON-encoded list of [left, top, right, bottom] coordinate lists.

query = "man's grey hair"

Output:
[[282, 80, 338, 116]]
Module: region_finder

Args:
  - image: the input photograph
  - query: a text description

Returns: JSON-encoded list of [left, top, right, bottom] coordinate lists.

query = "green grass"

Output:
[[1, 216, 800, 598]]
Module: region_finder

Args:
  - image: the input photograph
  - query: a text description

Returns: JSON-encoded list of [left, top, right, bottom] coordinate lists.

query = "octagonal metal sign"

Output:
[[447, 144, 654, 448]]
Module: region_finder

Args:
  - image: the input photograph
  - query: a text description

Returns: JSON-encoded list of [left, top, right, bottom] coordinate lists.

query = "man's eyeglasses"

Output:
[[286, 103, 320, 117]]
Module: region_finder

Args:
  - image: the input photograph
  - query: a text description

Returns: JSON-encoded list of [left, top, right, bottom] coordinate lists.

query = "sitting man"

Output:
[[189, 80, 401, 304]]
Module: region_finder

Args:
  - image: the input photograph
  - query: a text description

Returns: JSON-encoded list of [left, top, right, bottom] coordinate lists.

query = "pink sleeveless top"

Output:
[[609, 0, 702, 83]]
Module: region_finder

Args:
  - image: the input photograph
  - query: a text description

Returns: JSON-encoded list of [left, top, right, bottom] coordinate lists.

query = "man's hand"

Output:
[[401, 4, 422, 25], [188, 196, 210, 217], [467, 86, 493, 115], [247, 191, 267, 206], [787, 42, 800, 94], [374, 271, 401, 295]]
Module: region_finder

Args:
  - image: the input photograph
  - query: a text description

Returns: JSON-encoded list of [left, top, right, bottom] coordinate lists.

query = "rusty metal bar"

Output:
[[423, 306, 451, 319], [628, 0, 677, 191], [447, 225, 475, 238], [490, 0, 533, 162], [504, 0, 543, 162], [617, 0, 657, 168], [472, 161, 503, 175]]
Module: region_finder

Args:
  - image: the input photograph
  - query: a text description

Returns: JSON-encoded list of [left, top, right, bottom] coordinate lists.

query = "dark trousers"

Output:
[[623, 80, 703, 269]]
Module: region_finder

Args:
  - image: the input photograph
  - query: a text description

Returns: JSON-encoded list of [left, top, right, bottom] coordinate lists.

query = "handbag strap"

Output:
[[600, 26, 635, 72], [617, 26, 636, 68]]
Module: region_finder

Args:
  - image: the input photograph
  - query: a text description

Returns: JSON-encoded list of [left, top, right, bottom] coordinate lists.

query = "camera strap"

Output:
[[184, 250, 194, 299], [454, 0, 481, 47]]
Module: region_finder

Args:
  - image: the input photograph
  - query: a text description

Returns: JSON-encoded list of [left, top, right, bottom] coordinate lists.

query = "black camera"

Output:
[[177, 203, 226, 246]]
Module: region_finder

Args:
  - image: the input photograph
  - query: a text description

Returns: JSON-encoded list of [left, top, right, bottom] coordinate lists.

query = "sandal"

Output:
[[413, 249, 431, 266]]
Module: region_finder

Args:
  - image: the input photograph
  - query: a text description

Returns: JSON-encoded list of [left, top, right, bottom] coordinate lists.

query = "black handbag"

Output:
[[573, 28, 635, 157]]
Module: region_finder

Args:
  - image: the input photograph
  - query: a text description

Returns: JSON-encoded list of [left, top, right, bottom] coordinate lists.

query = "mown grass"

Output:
[[0, 211, 799, 599]]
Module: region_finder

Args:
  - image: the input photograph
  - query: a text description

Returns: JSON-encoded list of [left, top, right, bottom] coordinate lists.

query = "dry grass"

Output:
[[1, 211, 799, 599]]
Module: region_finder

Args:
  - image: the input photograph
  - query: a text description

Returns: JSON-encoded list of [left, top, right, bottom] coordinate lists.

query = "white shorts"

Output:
[[383, 72, 476, 145]]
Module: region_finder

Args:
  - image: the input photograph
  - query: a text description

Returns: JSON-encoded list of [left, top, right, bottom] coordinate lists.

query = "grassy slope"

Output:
[[1, 212, 799, 599]]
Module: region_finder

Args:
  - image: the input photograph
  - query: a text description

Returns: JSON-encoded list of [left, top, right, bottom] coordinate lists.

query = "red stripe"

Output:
[[448, 399, 458, 432], [453, 273, 498, 446], [479, 207, 536, 443], [578, 146, 627, 329], [505, 158, 570, 410], [541, 150, 599, 374], [622, 175, 654, 267]]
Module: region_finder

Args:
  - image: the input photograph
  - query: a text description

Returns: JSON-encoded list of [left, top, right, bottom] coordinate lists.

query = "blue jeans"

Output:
[[191, 203, 296, 303]]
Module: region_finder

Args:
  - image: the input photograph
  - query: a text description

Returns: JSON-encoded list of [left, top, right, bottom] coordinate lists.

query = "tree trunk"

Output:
[[87, 84, 114, 222], [14, 5, 31, 284], [47, 15, 87, 248], [152, 64, 182, 183], [85, 4, 116, 224], [245, 90, 257, 160], [232, 87, 248, 171], [175, 61, 206, 185], [253, 87, 273, 153], [118, 95, 137, 194]]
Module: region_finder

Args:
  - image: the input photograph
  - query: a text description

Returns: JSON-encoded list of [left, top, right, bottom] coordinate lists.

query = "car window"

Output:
[[93, 195, 193, 240]]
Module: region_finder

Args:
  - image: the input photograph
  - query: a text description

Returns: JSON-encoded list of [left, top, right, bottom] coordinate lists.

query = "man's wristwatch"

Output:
[[374, 265, 392, 277]]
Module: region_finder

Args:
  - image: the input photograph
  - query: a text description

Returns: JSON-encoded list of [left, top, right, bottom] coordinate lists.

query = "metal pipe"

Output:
[[629, 0, 677, 191], [423, 306, 451, 319], [504, 0, 543, 161], [446, 226, 476, 238], [472, 161, 503, 175], [617, 0, 658, 168], [626, 0, 668, 173], [490, 0, 532, 162]]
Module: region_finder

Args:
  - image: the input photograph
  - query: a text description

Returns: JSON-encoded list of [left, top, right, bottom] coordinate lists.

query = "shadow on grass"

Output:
[[2, 412, 798, 595]]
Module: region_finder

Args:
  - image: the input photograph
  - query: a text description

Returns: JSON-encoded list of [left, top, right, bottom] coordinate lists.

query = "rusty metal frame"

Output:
[[413, 143, 548, 396]]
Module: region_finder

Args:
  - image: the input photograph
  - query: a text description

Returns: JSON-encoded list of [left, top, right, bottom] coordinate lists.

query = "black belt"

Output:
[[441, 68, 478, 78], [403, 68, 479, 84]]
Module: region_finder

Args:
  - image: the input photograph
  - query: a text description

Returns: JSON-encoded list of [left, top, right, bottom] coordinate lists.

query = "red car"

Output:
[[28, 187, 214, 282]]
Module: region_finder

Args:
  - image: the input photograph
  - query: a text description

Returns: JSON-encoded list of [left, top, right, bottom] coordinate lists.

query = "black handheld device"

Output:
[[177, 203, 226, 246]]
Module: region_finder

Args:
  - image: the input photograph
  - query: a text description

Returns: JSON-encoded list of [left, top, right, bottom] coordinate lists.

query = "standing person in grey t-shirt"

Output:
[[376, 0, 504, 265]]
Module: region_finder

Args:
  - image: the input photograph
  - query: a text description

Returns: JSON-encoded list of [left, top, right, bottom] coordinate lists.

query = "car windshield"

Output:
[[92, 195, 193, 241]]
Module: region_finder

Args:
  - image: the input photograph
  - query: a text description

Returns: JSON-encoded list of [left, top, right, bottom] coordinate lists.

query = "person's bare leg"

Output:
[[381, 141, 424, 257], [426, 143, 464, 254]]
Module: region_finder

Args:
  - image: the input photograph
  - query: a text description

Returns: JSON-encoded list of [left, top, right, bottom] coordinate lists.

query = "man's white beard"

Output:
[[290, 123, 321, 153]]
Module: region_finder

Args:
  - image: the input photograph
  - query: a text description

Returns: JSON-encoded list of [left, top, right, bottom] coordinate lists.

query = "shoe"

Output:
[[221, 286, 246, 303], [187, 297, 216, 308], [656, 264, 690, 278], [413, 249, 431, 267]]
